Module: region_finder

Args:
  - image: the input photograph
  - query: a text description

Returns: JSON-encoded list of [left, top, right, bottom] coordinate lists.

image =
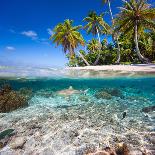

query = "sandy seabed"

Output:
[[0, 67, 155, 155], [0, 92, 155, 155]]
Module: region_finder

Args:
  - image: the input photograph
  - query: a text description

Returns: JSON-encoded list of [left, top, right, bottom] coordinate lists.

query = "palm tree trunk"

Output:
[[93, 28, 101, 65], [97, 28, 101, 43], [77, 51, 90, 66], [107, 0, 121, 64], [115, 37, 121, 64], [134, 21, 148, 63], [107, 0, 113, 21], [69, 43, 90, 66], [69, 44, 75, 58]]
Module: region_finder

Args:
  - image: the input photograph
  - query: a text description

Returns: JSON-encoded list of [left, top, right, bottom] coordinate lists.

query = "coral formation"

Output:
[[95, 91, 112, 100], [95, 88, 123, 100], [0, 84, 32, 113]]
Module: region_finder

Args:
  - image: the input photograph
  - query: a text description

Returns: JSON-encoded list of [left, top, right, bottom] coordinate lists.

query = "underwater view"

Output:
[[1, 0, 155, 154], [0, 70, 155, 155]]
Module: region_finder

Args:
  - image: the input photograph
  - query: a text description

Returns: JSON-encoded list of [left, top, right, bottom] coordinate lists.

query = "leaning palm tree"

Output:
[[114, 0, 155, 63], [50, 19, 90, 66], [102, 0, 121, 64], [83, 11, 111, 65]]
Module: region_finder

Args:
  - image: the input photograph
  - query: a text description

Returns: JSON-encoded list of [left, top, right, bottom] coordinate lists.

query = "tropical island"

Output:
[[0, 0, 155, 155], [50, 0, 155, 69]]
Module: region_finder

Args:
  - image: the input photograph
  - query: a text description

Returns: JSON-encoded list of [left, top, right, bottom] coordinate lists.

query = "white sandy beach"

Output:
[[67, 64, 155, 73]]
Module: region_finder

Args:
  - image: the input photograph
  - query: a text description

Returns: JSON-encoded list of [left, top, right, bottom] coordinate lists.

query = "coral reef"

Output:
[[0, 78, 154, 155], [106, 88, 122, 98], [95, 91, 112, 100], [95, 88, 123, 100], [0, 84, 32, 113]]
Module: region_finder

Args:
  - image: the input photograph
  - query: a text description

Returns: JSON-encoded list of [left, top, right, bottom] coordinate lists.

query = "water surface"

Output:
[[0, 69, 155, 154]]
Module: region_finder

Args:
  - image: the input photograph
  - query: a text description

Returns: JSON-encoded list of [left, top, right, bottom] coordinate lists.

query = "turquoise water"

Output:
[[0, 76, 155, 154]]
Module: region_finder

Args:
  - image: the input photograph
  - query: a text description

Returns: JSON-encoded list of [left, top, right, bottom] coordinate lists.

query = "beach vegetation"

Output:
[[50, 0, 155, 66], [114, 0, 155, 63]]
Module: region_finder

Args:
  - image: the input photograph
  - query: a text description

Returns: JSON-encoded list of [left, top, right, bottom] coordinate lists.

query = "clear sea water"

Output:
[[0, 67, 155, 154]]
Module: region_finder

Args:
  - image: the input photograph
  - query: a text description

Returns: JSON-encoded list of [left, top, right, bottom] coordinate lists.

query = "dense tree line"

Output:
[[50, 0, 155, 66]]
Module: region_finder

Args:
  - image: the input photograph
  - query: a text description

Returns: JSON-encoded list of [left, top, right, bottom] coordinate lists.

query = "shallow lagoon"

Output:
[[0, 69, 155, 155]]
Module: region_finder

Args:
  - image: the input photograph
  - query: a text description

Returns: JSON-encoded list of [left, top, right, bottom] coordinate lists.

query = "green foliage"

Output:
[[50, 19, 85, 59], [114, 0, 155, 62], [139, 32, 155, 60], [114, 0, 155, 35], [67, 40, 117, 66], [83, 11, 111, 36], [50, 0, 155, 66], [87, 39, 100, 53]]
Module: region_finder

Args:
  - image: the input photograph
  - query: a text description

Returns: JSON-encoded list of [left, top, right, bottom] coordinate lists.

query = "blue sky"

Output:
[[0, 0, 154, 67]]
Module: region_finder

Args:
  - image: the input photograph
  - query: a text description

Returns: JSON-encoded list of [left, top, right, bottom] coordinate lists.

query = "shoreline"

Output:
[[66, 64, 155, 73], [0, 65, 155, 78]]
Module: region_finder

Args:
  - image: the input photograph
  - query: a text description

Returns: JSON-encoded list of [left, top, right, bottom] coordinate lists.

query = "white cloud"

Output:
[[47, 28, 53, 35], [21, 30, 38, 40], [6, 46, 15, 51]]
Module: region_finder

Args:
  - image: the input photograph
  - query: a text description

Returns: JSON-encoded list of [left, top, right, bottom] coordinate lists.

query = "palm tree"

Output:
[[87, 38, 100, 53], [114, 0, 155, 63], [139, 32, 155, 60], [102, 0, 121, 64], [83, 11, 110, 65], [101, 38, 108, 50], [50, 19, 90, 65]]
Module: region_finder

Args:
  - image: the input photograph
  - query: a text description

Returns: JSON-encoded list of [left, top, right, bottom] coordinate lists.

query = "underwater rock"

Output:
[[0, 142, 3, 149], [104, 147, 117, 155], [95, 91, 112, 100], [142, 106, 155, 113], [0, 129, 15, 141], [0, 129, 15, 150], [87, 147, 117, 155], [115, 143, 130, 155], [122, 111, 127, 120], [106, 88, 122, 97], [0, 84, 32, 113], [9, 137, 26, 149]]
